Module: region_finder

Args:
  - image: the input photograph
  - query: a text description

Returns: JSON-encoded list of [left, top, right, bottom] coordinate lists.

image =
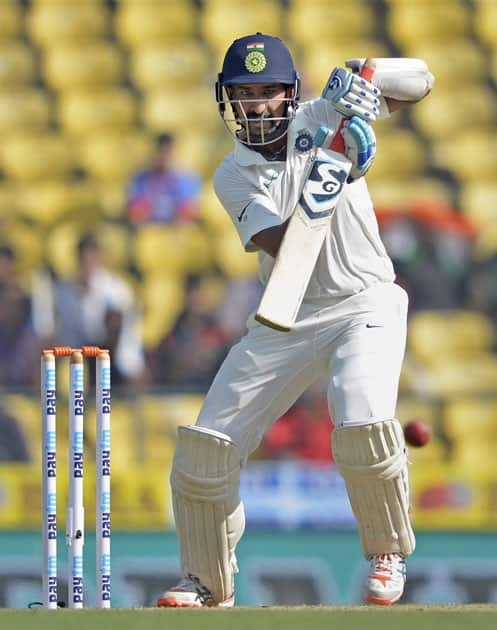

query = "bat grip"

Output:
[[329, 63, 375, 154]]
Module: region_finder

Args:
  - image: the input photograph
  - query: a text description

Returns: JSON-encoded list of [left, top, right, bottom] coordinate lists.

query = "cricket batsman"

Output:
[[158, 33, 434, 608]]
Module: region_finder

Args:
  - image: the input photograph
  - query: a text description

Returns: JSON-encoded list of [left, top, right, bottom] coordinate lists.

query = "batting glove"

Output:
[[322, 67, 380, 122], [342, 115, 376, 182]]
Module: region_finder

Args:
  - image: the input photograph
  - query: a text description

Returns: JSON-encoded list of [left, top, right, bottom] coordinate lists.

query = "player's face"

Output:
[[229, 83, 290, 144]]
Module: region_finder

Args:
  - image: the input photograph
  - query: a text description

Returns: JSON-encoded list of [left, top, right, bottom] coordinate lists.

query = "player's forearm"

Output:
[[251, 220, 290, 258]]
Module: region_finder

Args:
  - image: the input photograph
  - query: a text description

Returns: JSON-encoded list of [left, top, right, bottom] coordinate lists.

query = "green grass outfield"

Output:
[[1, 605, 497, 630]]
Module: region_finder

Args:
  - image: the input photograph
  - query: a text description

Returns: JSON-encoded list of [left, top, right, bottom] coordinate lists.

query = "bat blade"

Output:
[[255, 148, 351, 331]]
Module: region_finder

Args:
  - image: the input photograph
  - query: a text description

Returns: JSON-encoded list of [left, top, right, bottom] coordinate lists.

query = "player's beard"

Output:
[[238, 112, 289, 146]]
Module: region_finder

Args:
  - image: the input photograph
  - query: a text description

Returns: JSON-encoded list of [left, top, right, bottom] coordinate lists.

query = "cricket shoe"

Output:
[[364, 553, 406, 605], [157, 574, 234, 608]]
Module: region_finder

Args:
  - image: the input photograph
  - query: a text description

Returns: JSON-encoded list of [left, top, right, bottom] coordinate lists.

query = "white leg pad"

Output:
[[332, 420, 415, 559], [170, 425, 245, 603]]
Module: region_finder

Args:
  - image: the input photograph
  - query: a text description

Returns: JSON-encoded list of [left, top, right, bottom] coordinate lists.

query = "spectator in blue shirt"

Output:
[[126, 132, 202, 226]]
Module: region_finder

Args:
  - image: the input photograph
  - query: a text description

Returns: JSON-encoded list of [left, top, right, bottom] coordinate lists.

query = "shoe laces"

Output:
[[186, 574, 215, 605], [371, 553, 405, 576]]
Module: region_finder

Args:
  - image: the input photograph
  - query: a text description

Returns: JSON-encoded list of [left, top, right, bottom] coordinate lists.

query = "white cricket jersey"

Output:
[[213, 97, 395, 300]]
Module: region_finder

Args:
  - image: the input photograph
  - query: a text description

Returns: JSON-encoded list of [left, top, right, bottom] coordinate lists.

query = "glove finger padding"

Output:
[[322, 67, 380, 121], [342, 116, 376, 181]]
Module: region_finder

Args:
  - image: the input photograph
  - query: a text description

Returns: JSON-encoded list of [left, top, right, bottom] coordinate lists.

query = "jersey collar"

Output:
[[233, 138, 286, 166]]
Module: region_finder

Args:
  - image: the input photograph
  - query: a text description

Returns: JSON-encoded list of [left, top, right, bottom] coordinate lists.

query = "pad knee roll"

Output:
[[170, 425, 245, 603], [332, 420, 415, 559]]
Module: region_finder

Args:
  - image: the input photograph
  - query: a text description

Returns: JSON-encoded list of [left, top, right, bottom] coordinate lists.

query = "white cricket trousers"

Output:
[[196, 281, 408, 463]]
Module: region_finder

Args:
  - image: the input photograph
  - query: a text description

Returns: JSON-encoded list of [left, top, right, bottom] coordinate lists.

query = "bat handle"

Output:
[[329, 60, 375, 154]]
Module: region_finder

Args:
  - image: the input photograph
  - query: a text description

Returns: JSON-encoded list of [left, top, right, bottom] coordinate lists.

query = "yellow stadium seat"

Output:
[[213, 226, 259, 279], [201, 0, 284, 54], [474, 0, 497, 49], [27, 1, 109, 47], [173, 128, 232, 179], [402, 41, 486, 88], [411, 86, 497, 141], [459, 181, 497, 232], [386, 1, 471, 48], [0, 0, 22, 42], [130, 42, 212, 91], [115, 1, 198, 48], [132, 223, 212, 277], [78, 130, 153, 182], [0, 133, 75, 182], [445, 398, 497, 442], [42, 41, 123, 90], [408, 310, 495, 366], [0, 90, 51, 134], [18, 179, 100, 228], [368, 177, 454, 210], [57, 88, 137, 137], [200, 184, 233, 234], [287, 0, 377, 48], [0, 183, 21, 217], [409, 354, 497, 398], [0, 220, 44, 273], [490, 48, 497, 87], [138, 272, 185, 348], [299, 40, 390, 96], [432, 131, 497, 182], [94, 221, 132, 273], [0, 42, 36, 88], [141, 87, 219, 135], [365, 128, 426, 181]]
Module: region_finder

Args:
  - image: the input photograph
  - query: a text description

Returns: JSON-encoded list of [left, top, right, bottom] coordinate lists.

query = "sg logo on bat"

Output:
[[299, 159, 348, 220]]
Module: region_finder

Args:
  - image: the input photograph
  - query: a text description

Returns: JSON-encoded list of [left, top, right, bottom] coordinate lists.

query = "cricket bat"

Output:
[[255, 59, 376, 332]]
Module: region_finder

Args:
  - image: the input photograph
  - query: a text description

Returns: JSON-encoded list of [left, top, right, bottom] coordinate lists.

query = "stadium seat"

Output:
[[0, 133, 75, 182], [18, 179, 100, 228], [386, 1, 471, 48], [42, 42, 123, 91], [432, 131, 497, 182], [77, 130, 153, 182], [445, 398, 497, 443], [138, 271, 186, 348], [286, 0, 377, 48], [410, 86, 497, 141], [364, 128, 427, 181], [213, 226, 259, 279], [172, 128, 232, 179], [200, 185, 234, 234], [473, 0, 497, 49], [57, 88, 137, 137], [3, 395, 39, 462], [93, 221, 132, 273], [201, 0, 284, 55], [115, 1, 198, 48], [0, 42, 36, 88], [408, 310, 495, 366], [402, 41, 486, 88], [459, 181, 497, 231], [141, 87, 219, 135], [129, 42, 211, 91], [0, 0, 22, 42], [27, 1, 109, 47], [132, 223, 212, 277], [0, 89, 51, 134], [368, 177, 454, 210], [299, 40, 390, 96], [0, 220, 44, 273]]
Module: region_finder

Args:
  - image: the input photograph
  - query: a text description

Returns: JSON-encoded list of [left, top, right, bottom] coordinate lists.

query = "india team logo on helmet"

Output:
[[244, 41, 267, 73]]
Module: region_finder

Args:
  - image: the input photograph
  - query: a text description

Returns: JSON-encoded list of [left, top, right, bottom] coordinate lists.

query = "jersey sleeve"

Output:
[[213, 157, 282, 252]]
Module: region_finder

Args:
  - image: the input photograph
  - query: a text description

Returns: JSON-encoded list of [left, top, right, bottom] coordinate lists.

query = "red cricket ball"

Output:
[[403, 420, 432, 447]]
